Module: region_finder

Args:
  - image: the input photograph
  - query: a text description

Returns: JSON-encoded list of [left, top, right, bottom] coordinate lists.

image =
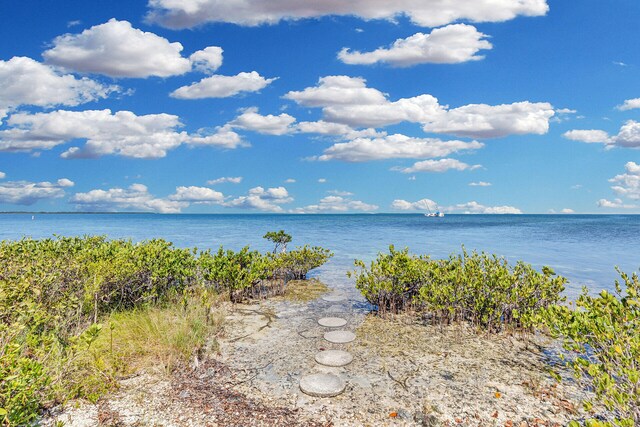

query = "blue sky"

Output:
[[1, 0, 639, 214]]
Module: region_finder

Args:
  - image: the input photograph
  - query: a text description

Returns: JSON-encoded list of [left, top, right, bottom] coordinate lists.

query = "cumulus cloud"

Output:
[[171, 72, 276, 99], [284, 76, 387, 107], [207, 176, 243, 185], [43, 19, 193, 78], [147, 0, 549, 29], [168, 186, 225, 204], [0, 109, 245, 157], [0, 178, 74, 205], [72, 183, 187, 213], [564, 120, 640, 148], [189, 46, 223, 73], [0, 171, 5, 179], [394, 158, 481, 173], [0, 56, 117, 116], [224, 186, 292, 212], [608, 162, 640, 200], [422, 101, 555, 138], [291, 196, 378, 213], [560, 208, 575, 214], [616, 98, 640, 111], [313, 134, 483, 162], [391, 198, 438, 211], [469, 181, 492, 186], [285, 76, 554, 136], [446, 201, 522, 214], [597, 198, 637, 209], [229, 107, 296, 135], [338, 24, 492, 66], [563, 129, 612, 144]]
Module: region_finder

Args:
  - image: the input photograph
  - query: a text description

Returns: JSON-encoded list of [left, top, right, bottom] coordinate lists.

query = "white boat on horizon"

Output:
[[424, 212, 445, 217]]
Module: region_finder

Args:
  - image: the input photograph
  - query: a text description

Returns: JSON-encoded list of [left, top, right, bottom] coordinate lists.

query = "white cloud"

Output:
[[597, 198, 637, 209], [0, 171, 5, 179], [284, 178, 296, 183], [224, 186, 293, 212], [207, 176, 243, 185], [394, 158, 481, 173], [318, 178, 327, 183], [616, 98, 640, 111], [391, 198, 438, 211], [168, 186, 225, 203], [296, 120, 355, 135], [563, 129, 612, 144], [0, 178, 74, 205], [43, 19, 192, 78], [292, 196, 378, 213], [394, 198, 521, 214], [0, 56, 117, 115], [608, 162, 640, 200], [469, 181, 492, 186], [338, 24, 492, 66], [615, 120, 640, 148], [422, 101, 555, 138], [314, 133, 483, 162], [560, 208, 575, 214], [446, 201, 522, 214], [186, 125, 246, 149], [147, 0, 549, 29], [285, 76, 554, 136], [189, 46, 223, 73], [72, 184, 187, 213], [171, 72, 276, 99], [229, 107, 296, 135], [564, 120, 640, 148], [284, 76, 387, 107], [556, 108, 577, 114], [0, 109, 245, 157]]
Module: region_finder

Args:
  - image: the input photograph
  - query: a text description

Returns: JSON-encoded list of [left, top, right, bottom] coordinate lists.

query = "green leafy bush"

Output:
[[0, 235, 331, 423], [350, 246, 566, 331], [540, 269, 640, 426], [273, 245, 334, 280]]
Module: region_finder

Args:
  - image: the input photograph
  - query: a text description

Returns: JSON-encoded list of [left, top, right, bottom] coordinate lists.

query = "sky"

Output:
[[1, 0, 639, 214]]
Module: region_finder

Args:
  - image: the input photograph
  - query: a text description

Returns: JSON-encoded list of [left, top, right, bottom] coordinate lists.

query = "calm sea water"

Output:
[[2, 214, 639, 299]]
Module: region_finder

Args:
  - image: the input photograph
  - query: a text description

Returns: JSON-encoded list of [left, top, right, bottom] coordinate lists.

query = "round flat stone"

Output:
[[318, 317, 347, 328], [299, 373, 346, 397], [315, 350, 353, 367], [324, 330, 356, 344], [322, 294, 347, 302]]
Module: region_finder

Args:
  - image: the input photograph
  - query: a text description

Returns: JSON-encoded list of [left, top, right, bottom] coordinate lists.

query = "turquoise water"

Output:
[[2, 214, 639, 299]]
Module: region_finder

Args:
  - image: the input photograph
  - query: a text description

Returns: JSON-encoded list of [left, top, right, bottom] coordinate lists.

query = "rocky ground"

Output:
[[43, 286, 592, 427]]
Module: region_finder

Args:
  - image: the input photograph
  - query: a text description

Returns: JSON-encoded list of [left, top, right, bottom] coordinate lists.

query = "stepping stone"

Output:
[[315, 350, 353, 367], [318, 317, 347, 328], [324, 330, 356, 344], [299, 373, 346, 397], [322, 294, 347, 302]]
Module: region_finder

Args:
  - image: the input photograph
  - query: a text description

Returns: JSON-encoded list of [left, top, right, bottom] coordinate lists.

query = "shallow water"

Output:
[[3, 213, 639, 299]]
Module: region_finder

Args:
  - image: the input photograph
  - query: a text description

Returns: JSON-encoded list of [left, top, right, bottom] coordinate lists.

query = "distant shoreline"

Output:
[[1, 212, 638, 216]]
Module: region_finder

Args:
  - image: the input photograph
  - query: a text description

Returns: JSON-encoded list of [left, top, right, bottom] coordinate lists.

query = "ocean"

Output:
[[2, 213, 639, 299]]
